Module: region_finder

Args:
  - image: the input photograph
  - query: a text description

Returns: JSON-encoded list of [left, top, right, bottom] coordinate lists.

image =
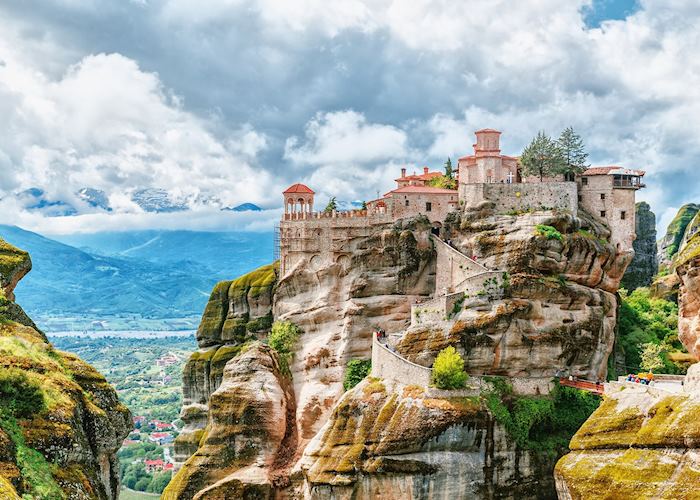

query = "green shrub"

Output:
[[483, 378, 600, 458], [343, 359, 371, 391], [268, 321, 301, 373], [0, 368, 45, 418], [535, 224, 563, 241], [431, 346, 468, 389]]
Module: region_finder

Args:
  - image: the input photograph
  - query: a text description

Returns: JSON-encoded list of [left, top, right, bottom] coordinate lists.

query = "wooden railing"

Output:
[[559, 377, 604, 395]]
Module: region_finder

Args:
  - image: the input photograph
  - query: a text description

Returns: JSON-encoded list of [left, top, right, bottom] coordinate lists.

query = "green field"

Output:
[[120, 488, 161, 499]]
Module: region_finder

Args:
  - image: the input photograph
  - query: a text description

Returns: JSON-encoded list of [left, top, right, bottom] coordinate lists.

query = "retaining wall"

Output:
[[460, 182, 578, 214], [371, 336, 431, 387], [433, 235, 486, 294]]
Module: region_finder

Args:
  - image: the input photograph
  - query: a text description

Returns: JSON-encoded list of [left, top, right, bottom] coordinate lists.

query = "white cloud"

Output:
[[0, 50, 277, 218], [284, 110, 409, 165]]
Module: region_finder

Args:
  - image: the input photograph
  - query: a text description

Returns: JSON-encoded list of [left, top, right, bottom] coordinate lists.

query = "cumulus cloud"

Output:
[[1, 0, 699, 234]]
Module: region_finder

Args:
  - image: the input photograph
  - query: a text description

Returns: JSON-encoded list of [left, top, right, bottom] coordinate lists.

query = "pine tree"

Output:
[[520, 131, 564, 181], [324, 196, 337, 212], [444, 157, 453, 179], [557, 127, 588, 180]]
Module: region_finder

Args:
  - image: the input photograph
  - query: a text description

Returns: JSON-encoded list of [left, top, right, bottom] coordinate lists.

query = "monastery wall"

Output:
[[460, 182, 578, 213], [371, 336, 432, 387], [578, 176, 637, 251]]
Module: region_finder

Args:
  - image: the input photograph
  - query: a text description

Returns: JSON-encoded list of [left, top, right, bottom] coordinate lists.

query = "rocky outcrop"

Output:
[[171, 207, 630, 498], [173, 263, 277, 465], [0, 238, 131, 499], [621, 201, 658, 291], [677, 231, 700, 359], [164, 343, 295, 499], [658, 203, 699, 269], [555, 386, 700, 498], [395, 210, 625, 382], [300, 378, 556, 499]]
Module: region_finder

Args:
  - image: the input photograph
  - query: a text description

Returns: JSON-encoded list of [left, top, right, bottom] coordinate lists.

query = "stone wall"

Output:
[[389, 191, 458, 225], [371, 336, 432, 387], [279, 212, 392, 275], [460, 182, 578, 214], [434, 235, 486, 293]]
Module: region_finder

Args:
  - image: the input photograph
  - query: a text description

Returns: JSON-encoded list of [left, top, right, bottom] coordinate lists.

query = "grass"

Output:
[[120, 488, 161, 499], [535, 224, 563, 241]]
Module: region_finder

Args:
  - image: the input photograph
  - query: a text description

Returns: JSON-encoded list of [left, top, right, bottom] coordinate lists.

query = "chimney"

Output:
[[423, 167, 429, 175], [401, 167, 406, 178]]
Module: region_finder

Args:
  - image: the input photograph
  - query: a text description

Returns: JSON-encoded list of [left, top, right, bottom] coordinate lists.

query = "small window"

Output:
[[405, 199, 409, 207], [578, 195, 582, 202], [600, 193, 606, 200], [426, 202, 432, 212], [600, 210, 606, 217], [582, 178, 588, 186], [621, 211, 626, 220]]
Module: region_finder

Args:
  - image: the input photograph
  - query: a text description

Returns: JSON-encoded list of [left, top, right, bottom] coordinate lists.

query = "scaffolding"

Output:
[[273, 223, 280, 262]]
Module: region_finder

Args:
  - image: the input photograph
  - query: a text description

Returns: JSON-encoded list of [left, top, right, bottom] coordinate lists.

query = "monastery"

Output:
[[279, 129, 645, 277]]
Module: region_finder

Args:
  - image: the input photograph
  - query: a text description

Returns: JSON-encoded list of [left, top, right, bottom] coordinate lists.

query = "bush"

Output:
[[268, 321, 301, 355], [268, 321, 301, 373], [431, 347, 468, 389], [535, 224, 563, 241], [0, 368, 45, 418], [343, 359, 371, 391]]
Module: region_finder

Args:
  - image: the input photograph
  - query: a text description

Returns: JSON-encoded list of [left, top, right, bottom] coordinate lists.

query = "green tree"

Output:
[[324, 197, 337, 212], [343, 359, 371, 390], [148, 471, 172, 493], [640, 342, 666, 372], [556, 127, 588, 180], [444, 157, 454, 179], [361, 201, 367, 210], [431, 346, 468, 389], [520, 131, 564, 181], [134, 477, 151, 492]]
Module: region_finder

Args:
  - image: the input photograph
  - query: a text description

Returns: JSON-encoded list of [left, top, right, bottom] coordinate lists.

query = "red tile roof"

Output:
[[583, 166, 646, 176], [475, 128, 501, 134], [395, 171, 443, 182], [385, 186, 458, 196], [283, 183, 314, 194], [145, 459, 164, 466]]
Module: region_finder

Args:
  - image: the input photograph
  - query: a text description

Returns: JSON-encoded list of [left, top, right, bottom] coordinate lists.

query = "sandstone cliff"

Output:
[[168, 199, 635, 499], [657, 203, 699, 269], [0, 238, 131, 499], [621, 201, 658, 291], [555, 226, 700, 499]]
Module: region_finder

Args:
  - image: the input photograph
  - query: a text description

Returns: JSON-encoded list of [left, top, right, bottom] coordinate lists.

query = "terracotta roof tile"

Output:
[[385, 186, 458, 196], [283, 183, 315, 194]]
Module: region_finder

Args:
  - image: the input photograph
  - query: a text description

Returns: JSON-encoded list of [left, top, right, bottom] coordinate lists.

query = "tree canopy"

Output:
[[556, 127, 588, 179], [519, 131, 564, 181], [324, 197, 337, 212]]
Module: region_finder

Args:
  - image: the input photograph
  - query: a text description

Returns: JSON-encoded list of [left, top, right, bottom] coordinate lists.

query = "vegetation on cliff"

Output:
[[343, 359, 371, 390], [0, 237, 131, 499], [431, 346, 468, 389], [617, 287, 686, 374], [484, 378, 600, 458], [660, 203, 699, 263]]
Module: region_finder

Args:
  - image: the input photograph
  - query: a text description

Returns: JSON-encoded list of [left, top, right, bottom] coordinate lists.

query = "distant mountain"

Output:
[[223, 203, 262, 212], [54, 230, 273, 280], [131, 188, 189, 213], [0, 226, 271, 329], [15, 188, 77, 216], [77, 188, 112, 211]]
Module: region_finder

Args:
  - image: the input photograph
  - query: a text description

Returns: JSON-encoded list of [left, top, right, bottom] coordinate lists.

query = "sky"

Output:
[[0, 0, 698, 235]]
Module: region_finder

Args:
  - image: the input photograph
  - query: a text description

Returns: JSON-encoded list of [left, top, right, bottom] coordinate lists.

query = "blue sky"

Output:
[[584, 0, 641, 27], [0, 0, 698, 235]]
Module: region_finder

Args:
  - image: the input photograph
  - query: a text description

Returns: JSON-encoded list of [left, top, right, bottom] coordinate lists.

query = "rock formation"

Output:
[[168, 206, 632, 499], [677, 229, 700, 359], [621, 201, 658, 291], [0, 238, 131, 499], [657, 203, 699, 269], [556, 225, 700, 499]]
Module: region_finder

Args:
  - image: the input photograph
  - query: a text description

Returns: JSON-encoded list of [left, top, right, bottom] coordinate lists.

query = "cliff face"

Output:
[[396, 210, 625, 382], [300, 378, 556, 499], [0, 238, 131, 499], [621, 202, 658, 291], [169, 207, 629, 499], [677, 230, 700, 359], [555, 227, 700, 499], [174, 263, 277, 464], [657, 203, 699, 269]]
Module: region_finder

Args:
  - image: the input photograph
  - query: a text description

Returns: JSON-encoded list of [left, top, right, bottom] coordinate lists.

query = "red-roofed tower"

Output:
[[283, 183, 315, 215]]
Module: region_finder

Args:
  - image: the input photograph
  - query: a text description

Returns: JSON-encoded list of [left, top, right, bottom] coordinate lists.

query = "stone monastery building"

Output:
[[279, 129, 645, 276]]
